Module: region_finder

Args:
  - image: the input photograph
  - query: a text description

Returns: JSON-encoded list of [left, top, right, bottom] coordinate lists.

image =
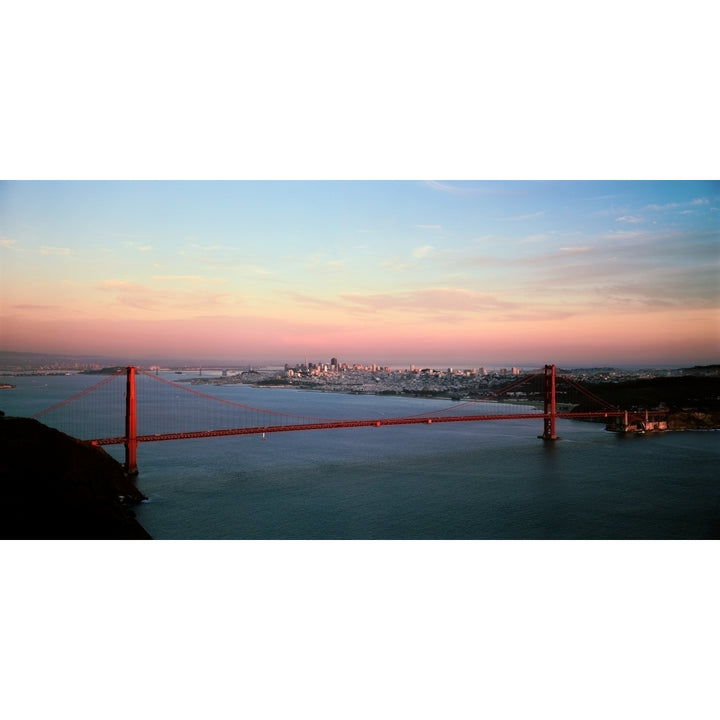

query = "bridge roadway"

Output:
[[90, 410, 627, 446]]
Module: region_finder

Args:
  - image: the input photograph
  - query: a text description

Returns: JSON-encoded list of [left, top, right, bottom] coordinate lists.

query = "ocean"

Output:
[[3, 372, 719, 539]]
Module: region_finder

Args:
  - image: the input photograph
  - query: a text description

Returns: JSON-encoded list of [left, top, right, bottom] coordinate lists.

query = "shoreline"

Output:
[[192, 379, 720, 431]]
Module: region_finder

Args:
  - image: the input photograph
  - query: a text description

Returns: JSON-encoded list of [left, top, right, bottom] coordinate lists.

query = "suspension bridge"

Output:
[[31, 365, 667, 474]]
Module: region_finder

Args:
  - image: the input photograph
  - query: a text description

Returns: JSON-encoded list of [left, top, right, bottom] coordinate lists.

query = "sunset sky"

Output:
[[1, 180, 718, 367]]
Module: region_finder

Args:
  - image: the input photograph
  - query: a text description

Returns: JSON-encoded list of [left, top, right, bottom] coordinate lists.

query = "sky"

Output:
[[0, 180, 718, 367]]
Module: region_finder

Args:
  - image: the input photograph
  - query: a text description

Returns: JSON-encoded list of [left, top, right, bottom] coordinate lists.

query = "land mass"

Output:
[[570, 376, 720, 430], [188, 366, 720, 430], [0, 416, 150, 539]]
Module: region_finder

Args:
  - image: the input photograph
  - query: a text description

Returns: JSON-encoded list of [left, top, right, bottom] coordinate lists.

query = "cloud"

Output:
[[281, 292, 330, 309], [151, 275, 225, 283], [593, 283, 678, 308], [182, 254, 271, 275], [40, 246, 71, 255], [591, 275, 709, 309], [96, 280, 160, 311], [0, 238, 17, 248], [339, 287, 518, 317], [511, 211, 545, 221], [412, 287, 517, 311], [645, 202, 679, 211], [596, 229, 647, 242], [12, 304, 56, 311], [180, 244, 271, 275], [454, 253, 504, 268], [415, 224, 442, 231], [412, 244, 436, 259], [616, 215, 644, 223], [646, 197, 710, 212], [97, 279, 235, 313], [523, 230, 720, 311], [245, 265, 271, 276], [98, 280, 146, 291], [187, 242, 224, 252], [124, 241, 152, 252], [517, 233, 550, 244], [109, 232, 155, 240], [499, 309, 575, 322], [304, 253, 346, 273], [173, 291, 233, 311], [559, 246, 591, 253], [381, 256, 410, 271]]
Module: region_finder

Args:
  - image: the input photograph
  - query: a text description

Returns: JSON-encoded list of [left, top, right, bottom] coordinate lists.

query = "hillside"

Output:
[[581, 375, 720, 410], [576, 375, 720, 429], [0, 417, 151, 539]]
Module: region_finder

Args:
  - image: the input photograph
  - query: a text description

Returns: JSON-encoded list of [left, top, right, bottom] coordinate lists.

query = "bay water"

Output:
[[3, 372, 719, 539]]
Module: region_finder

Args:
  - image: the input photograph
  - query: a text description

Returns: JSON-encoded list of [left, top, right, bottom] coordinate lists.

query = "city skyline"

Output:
[[1, 180, 718, 368]]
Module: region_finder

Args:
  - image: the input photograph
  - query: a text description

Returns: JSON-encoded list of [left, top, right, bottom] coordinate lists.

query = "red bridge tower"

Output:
[[541, 364, 558, 441], [125, 366, 138, 475]]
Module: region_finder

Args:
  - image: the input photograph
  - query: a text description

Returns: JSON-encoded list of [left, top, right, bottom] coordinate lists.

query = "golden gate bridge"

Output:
[[31, 365, 667, 475]]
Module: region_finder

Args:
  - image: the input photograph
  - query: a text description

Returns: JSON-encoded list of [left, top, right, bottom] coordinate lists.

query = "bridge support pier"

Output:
[[540, 364, 559, 441], [124, 366, 139, 475]]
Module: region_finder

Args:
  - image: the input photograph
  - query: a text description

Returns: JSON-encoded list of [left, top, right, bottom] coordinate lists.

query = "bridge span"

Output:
[[33, 364, 667, 475]]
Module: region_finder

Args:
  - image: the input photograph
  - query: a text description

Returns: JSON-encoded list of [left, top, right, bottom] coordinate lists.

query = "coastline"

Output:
[[187, 376, 720, 431]]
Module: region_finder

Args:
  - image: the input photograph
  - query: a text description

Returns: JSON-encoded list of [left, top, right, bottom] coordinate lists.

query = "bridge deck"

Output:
[[90, 410, 631, 445]]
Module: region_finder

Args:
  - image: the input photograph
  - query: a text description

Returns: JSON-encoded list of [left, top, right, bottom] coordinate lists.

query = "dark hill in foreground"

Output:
[[0, 417, 150, 539]]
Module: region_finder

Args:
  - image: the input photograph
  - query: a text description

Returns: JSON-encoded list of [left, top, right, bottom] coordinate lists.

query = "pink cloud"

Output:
[[340, 287, 518, 315]]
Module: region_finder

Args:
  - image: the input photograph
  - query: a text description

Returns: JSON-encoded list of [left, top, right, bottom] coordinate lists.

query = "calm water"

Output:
[[3, 373, 719, 539]]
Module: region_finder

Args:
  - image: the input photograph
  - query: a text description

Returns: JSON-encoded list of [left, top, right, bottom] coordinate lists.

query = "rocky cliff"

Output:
[[1, 417, 151, 539]]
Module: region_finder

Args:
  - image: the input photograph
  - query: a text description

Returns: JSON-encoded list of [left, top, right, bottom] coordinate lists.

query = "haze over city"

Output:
[[1, 180, 717, 368]]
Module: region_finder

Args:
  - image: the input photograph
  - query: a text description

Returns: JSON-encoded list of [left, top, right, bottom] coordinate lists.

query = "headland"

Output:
[[0, 416, 151, 539]]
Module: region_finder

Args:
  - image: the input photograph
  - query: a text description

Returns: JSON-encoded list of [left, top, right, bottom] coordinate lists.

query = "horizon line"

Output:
[[1, 349, 717, 371]]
